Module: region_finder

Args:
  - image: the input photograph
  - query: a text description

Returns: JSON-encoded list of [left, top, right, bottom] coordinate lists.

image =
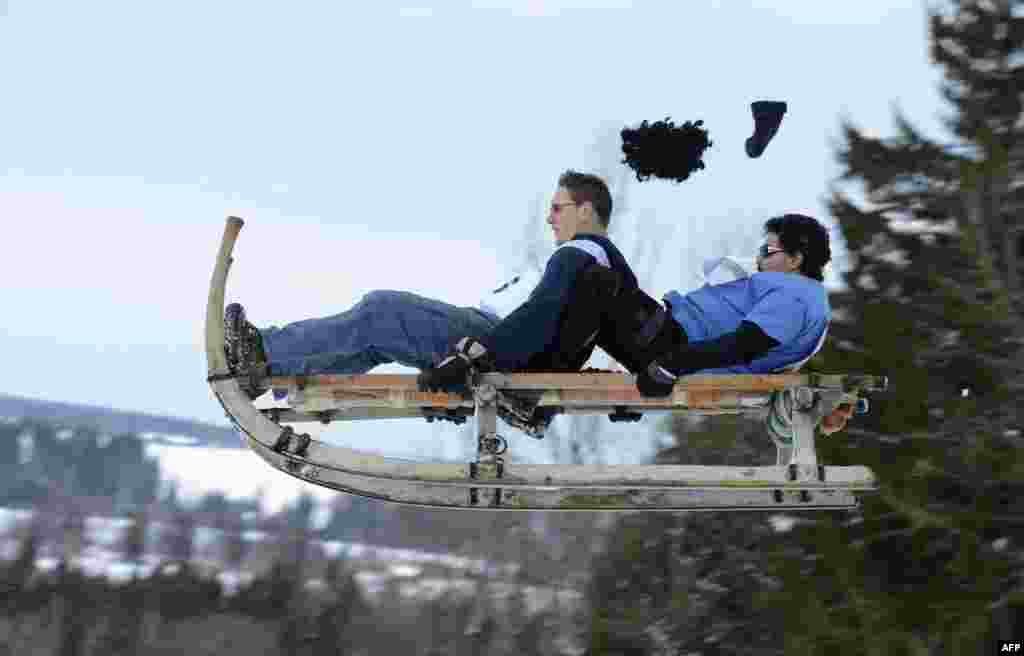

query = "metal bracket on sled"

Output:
[[469, 384, 506, 508], [273, 425, 312, 457], [767, 385, 854, 504], [608, 406, 644, 423]]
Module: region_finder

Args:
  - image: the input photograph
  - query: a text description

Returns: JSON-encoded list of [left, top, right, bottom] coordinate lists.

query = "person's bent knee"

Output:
[[595, 288, 680, 372], [361, 289, 407, 307]]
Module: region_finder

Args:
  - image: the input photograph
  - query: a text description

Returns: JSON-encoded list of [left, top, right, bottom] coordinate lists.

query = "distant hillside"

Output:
[[0, 393, 243, 449]]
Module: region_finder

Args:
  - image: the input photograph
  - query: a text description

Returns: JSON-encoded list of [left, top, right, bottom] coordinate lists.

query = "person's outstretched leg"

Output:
[[261, 290, 500, 376]]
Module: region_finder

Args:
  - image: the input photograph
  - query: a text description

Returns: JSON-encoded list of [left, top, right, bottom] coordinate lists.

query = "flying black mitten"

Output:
[[745, 101, 787, 158]]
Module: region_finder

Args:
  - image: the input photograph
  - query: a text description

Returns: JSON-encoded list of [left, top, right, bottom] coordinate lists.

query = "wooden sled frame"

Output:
[[206, 217, 887, 512]]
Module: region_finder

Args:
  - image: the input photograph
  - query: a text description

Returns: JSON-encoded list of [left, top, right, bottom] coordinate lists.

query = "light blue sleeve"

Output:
[[743, 289, 807, 346]]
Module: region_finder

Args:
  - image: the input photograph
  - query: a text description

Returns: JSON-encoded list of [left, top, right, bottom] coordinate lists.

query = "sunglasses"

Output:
[[758, 244, 786, 259]]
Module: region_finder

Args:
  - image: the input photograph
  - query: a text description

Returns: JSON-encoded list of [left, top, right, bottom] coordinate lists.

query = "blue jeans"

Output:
[[260, 290, 501, 378], [259, 268, 661, 399]]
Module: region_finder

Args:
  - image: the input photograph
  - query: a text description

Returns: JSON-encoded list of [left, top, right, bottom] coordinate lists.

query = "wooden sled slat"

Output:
[[267, 372, 885, 418], [266, 372, 887, 393], [259, 406, 774, 425]]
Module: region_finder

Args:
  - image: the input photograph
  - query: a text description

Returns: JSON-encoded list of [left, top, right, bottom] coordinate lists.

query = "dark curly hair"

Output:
[[620, 117, 712, 183], [558, 169, 613, 228], [763, 213, 831, 282]]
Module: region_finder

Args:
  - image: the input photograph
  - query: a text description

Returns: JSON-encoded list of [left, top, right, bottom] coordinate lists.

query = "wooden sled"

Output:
[[206, 217, 887, 512]]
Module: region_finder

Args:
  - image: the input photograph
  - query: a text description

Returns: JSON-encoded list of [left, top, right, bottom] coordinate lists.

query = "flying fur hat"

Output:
[[620, 117, 712, 183]]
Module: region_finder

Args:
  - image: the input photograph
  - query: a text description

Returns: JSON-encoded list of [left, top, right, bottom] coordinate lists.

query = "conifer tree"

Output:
[[217, 507, 249, 576], [580, 4, 1024, 653], [94, 579, 145, 656], [119, 508, 148, 575], [311, 556, 364, 656], [54, 562, 89, 656], [3, 519, 40, 612], [767, 1, 1024, 651]]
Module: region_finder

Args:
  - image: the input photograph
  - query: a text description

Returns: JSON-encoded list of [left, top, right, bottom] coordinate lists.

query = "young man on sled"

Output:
[[224, 168, 647, 436]]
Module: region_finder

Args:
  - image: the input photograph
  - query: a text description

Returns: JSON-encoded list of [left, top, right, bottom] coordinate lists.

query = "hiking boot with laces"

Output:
[[224, 302, 269, 401]]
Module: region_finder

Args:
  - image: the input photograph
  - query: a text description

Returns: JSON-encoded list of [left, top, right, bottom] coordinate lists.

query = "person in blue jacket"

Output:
[[634, 212, 832, 396]]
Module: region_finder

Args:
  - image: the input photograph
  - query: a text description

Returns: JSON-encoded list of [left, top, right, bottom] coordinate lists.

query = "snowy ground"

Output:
[[140, 398, 670, 519], [0, 507, 581, 612]]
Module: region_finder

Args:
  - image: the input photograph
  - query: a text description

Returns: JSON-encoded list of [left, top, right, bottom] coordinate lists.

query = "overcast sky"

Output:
[[0, 1, 956, 511]]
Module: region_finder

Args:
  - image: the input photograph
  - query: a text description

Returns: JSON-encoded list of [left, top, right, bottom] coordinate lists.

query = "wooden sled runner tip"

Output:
[[206, 217, 883, 512]]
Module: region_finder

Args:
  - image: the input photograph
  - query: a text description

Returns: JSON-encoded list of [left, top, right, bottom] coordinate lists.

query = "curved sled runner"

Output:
[[206, 217, 887, 511]]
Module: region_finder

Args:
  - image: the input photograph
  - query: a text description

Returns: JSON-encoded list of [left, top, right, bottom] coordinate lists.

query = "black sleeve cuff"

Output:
[[661, 320, 781, 374]]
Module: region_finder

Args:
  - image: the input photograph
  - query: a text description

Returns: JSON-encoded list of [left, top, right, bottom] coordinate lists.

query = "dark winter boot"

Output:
[[224, 303, 269, 401]]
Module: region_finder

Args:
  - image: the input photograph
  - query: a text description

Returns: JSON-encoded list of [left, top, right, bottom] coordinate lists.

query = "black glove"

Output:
[[417, 337, 494, 393], [636, 361, 679, 398]]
